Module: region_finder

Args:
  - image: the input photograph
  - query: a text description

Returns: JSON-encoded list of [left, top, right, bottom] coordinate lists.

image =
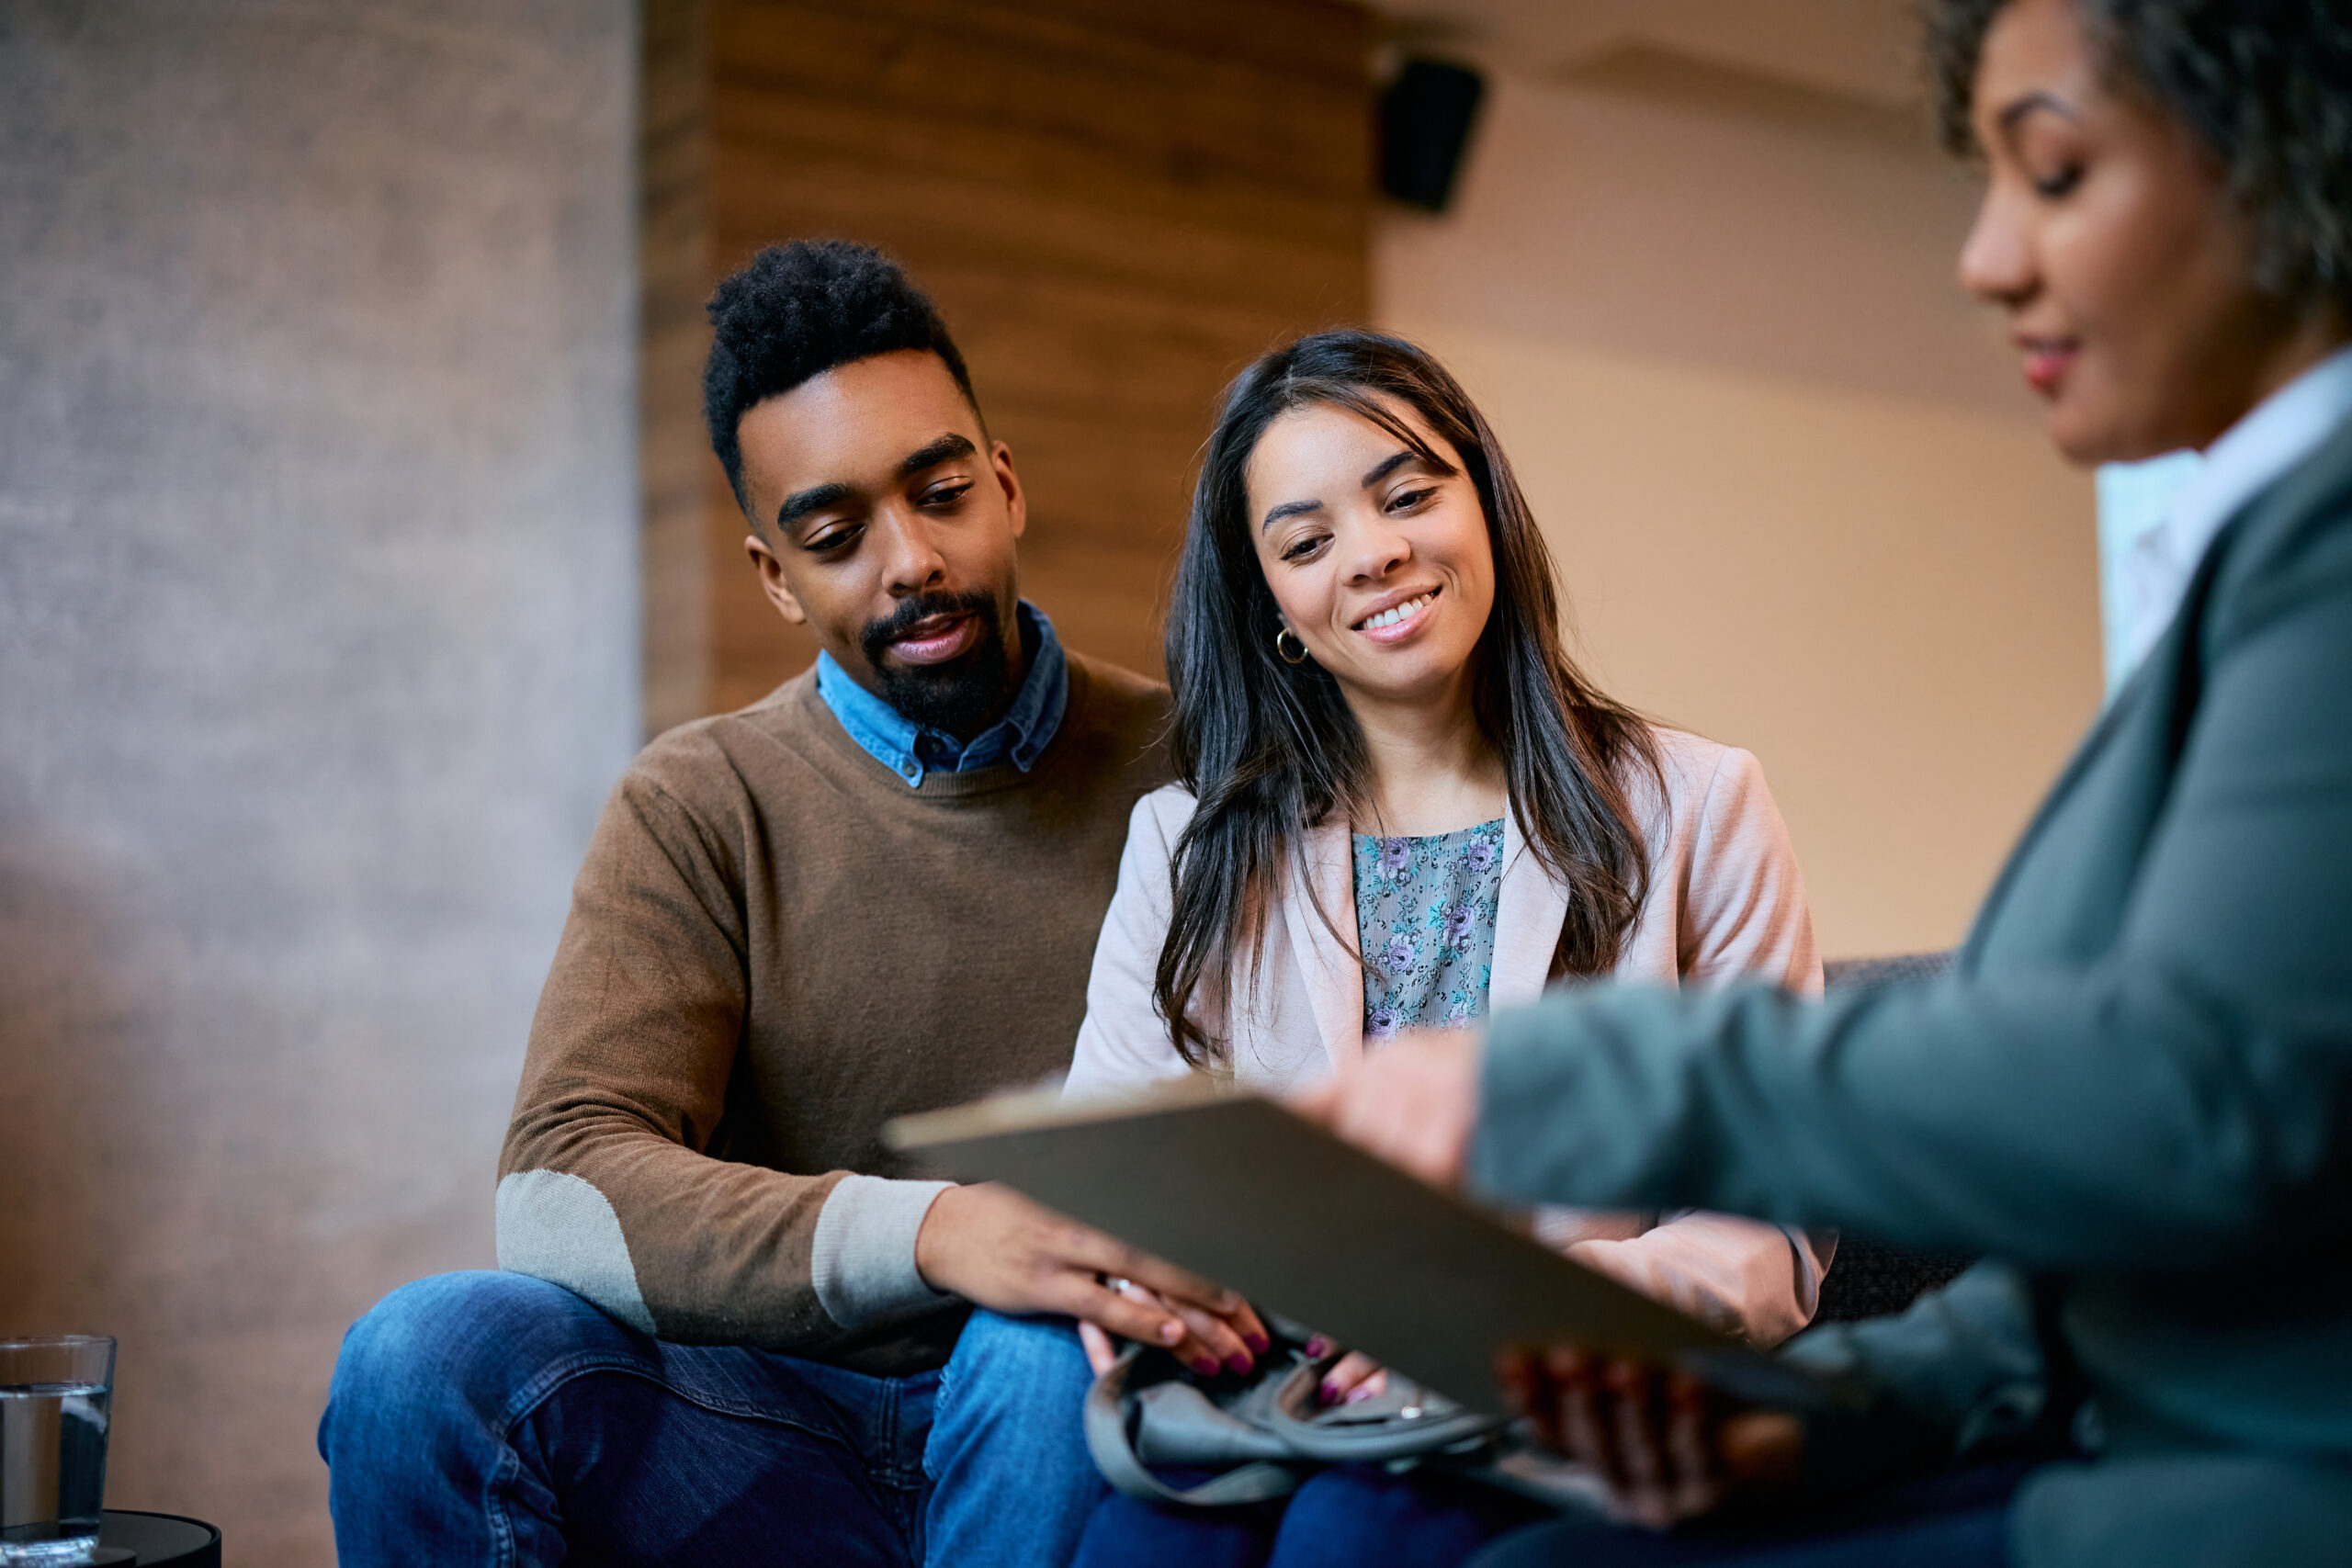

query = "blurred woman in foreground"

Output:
[[1306, 1, 2352, 1563]]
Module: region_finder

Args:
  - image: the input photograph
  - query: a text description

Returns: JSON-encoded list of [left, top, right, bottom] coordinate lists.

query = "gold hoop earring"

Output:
[[1274, 626, 1310, 666]]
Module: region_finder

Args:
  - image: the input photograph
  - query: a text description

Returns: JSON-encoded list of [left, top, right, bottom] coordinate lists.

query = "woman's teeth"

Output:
[[1359, 592, 1434, 631]]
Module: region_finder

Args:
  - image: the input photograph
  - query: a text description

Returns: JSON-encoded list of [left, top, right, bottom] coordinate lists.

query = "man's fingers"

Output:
[[1225, 1297, 1272, 1354], [1167, 1297, 1251, 1371], [1038, 1223, 1245, 1326], [1078, 1320, 1120, 1377], [1050, 1223, 1237, 1314], [1067, 1278, 1185, 1350], [1111, 1250, 1241, 1319], [1090, 1279, 1230, 1374]]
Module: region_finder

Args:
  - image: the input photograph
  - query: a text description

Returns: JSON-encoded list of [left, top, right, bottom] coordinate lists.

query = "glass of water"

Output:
[[0, 1337, 115, 1565]]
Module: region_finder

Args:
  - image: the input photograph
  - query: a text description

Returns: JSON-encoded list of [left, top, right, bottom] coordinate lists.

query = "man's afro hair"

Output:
[[702, 239, 980, 513]]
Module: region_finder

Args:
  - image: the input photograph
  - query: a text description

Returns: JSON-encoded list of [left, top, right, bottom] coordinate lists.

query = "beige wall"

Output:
[[1376, 68, 2101, 956]]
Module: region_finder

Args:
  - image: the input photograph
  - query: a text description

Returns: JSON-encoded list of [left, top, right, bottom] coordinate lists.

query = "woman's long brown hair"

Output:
[[1154, 330, 1662, 1067]]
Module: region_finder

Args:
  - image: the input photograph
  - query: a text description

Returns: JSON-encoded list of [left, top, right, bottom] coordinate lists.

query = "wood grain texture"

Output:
[[646, 0, 1371, 727]]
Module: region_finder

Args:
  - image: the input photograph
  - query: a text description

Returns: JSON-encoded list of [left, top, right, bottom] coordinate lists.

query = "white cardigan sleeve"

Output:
[[1563, 739, 1830, 1346], [1063, 787, 1199, 1100]]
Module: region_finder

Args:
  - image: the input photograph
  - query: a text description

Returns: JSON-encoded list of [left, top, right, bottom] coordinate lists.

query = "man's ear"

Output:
[[990, 438, 1027, 541], [744, 531, 808, 625]]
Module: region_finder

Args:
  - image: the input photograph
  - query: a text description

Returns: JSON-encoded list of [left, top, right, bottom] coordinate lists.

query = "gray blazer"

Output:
[[1471, 417, 2352, 1567]]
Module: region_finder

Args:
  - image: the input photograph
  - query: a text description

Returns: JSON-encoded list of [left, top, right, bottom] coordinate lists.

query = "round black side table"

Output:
[[91, 1510, 221, 1567]]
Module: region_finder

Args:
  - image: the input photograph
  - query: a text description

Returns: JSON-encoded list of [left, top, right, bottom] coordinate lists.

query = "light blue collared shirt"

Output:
[[814, 601, 1069, 787], [2108, 345, 2352, 682]]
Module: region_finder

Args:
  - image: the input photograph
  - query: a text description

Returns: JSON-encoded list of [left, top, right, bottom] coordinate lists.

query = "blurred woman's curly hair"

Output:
[[1923, 0, 2352, 312]]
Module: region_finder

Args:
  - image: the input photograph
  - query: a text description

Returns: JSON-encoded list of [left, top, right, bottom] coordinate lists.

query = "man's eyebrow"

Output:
[[771, 434, 978, 532], [1261, 498, 1323, 532], [776, 481, 855, 531], [897, 432, 978, 481], [1996, 91, 2076, 134]]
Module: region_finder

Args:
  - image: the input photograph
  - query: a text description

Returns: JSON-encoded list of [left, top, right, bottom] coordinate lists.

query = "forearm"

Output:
[[1472, 967, 2352, 1270], [1476, 530, 2352, 1267], [500, 1104, 949, 1347]]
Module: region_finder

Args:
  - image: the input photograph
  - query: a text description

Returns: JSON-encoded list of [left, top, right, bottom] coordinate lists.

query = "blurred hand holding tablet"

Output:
[[887, 1081, 1841, 1418]]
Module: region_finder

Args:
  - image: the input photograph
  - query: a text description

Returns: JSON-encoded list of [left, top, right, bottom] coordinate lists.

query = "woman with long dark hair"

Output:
[[1066, 328, 1826, 1349], [923, 329, 1830, 1568], [1299, 1, 2352, 1564]]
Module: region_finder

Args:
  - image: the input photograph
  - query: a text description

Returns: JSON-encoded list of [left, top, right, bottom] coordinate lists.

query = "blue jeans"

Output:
[[319, 1270, 943, 1567], [1466, 1461, 2025, 1567], [949, 1311, 1549, 1568], [1073, 1463, 1549, 1568], [922, 1308, 1108, 1567], [1069, 1445, 2023, 1568]]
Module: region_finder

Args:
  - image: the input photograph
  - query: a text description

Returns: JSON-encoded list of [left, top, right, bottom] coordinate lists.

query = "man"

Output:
[[320, 240, 1257, 1565]]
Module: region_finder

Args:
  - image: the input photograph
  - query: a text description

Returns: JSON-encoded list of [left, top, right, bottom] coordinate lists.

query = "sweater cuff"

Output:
[[809, 1175, 955, 1330]]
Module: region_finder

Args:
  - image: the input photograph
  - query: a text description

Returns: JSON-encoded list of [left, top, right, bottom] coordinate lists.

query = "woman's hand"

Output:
[[1496, 1347, 1804, 1530], [1288, 1026, 1482, 1188], [1316, 1347, 1389, 1405]]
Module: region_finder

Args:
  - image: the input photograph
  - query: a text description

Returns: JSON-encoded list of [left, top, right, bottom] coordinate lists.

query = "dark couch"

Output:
[[1810, 953, 1974, 1324]]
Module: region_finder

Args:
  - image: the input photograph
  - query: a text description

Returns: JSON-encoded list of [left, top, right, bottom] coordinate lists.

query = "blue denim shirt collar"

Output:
[[815, 601, 1068, 788]]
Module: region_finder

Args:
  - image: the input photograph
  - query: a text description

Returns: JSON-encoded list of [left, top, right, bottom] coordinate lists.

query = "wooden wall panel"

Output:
[[643, 0, 1371, 728]]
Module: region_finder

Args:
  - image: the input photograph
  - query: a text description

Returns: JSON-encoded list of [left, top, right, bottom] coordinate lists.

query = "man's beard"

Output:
[[859, 589, 1017, 740]]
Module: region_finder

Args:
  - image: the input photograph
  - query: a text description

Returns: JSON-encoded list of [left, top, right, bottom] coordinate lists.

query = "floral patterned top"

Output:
[[1352, 818, 1506, 1040]]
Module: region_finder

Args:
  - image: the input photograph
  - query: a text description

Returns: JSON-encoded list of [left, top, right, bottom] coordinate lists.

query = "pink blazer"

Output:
[[1065, 728, 1831, 1346]]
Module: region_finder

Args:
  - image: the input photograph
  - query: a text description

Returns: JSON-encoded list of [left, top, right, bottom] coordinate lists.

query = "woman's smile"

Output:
[[1351, 585, 1442, 641]]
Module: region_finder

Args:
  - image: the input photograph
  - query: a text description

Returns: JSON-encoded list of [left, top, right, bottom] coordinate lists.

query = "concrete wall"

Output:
[[1376, 62, 2102, 956], [0, 4, 639, 1562]]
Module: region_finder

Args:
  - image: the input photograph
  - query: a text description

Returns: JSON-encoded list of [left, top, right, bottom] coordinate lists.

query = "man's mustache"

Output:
[[861, 590, 1001, 667]]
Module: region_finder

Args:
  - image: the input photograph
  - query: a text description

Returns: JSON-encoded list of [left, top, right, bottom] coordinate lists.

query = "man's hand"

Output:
[[1497, 1347, 1804, 1530], [915, 1182, 1269, 1377], [1288, 1026, 1482, 1188]]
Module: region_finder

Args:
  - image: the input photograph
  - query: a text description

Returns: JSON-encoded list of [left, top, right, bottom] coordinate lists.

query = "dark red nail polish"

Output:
[[1244, 1334, 1272, 1355], [1319, 1379, 1341, 1404], [1226, 1353, 1252, 1375], [1306, 1335, 1334, 1358], [1192, 1357, 1221, 1378]]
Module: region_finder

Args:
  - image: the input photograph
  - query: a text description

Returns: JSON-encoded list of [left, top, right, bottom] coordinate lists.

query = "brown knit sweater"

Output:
[[497, 653, 1171, 1376]]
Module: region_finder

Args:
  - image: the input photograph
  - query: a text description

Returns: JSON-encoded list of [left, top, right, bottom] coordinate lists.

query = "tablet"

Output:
[[887, 1080, 1838, 1416]]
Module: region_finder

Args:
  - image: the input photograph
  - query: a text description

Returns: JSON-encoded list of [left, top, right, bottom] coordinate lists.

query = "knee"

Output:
[[946, 1310, 1093, 1410], [934, 1308, 1093, 1453], [323, 1270, 623, 1456]]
